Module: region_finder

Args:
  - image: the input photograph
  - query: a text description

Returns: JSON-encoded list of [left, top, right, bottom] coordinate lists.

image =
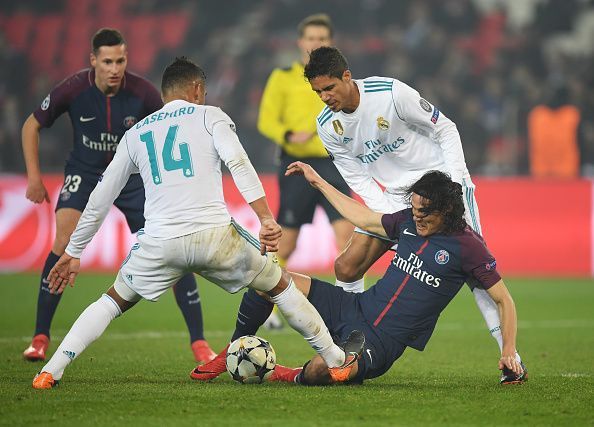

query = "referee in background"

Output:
[[257, 14, 353, 328]]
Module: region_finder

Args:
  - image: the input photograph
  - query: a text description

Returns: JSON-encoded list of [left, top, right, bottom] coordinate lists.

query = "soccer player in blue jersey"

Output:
[[21, 28, 215, 363], [192, 165, 526, 385]]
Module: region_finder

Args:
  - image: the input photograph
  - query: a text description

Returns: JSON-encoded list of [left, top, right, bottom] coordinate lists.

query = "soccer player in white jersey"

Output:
[[303, 47, 524, 384], [31, 57, 364, 389]]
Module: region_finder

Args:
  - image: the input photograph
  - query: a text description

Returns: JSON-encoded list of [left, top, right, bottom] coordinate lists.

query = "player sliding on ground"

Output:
[[192, 165, 525, 385], [303, 46, 526, 384], [32, 58, 363, 389]]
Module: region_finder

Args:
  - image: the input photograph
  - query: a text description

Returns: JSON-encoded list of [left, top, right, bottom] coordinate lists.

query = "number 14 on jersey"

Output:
[[140, 125, 194, 184]]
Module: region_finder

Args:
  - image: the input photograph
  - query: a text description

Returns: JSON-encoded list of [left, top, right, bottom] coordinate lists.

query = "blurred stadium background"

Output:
[[1, 0, 594, 275]]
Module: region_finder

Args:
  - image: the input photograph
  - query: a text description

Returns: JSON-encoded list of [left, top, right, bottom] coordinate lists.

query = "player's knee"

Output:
[[264, 270, 290, 297], [249, 254, 283, 294], [334, 255, 363, 282]]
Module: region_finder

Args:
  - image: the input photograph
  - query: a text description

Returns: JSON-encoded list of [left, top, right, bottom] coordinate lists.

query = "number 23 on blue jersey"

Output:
[[140, 125, 194, 184]]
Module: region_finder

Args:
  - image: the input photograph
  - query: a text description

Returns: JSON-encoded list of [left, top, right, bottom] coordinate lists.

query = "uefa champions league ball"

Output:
[[226, 335, 276, 384]]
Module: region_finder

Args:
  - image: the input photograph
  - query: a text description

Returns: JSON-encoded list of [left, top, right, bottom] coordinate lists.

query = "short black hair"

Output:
[[405, 171, 467, 234], [304, 46, 348, 80], [298, 13, 334, 38], [92, 28, 125, 54], [161, 57, 206, 95]]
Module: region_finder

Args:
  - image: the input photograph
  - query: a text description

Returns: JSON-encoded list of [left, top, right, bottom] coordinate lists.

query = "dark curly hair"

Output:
[[304, 46, 348, 80], [405, 171, 467, 234]]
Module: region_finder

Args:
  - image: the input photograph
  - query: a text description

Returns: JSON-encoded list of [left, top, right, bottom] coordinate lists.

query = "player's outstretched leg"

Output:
[[24, 252, 62, 361], [267, 274, 351, 371], [282, 330, 366, 386], [269, 365, 303, 383], [327, 330, 365, 382], [172, 273, 215, 363], [263, 255, 287, 330], [32, 290, 132, 389], [190, 288, 273, 380]]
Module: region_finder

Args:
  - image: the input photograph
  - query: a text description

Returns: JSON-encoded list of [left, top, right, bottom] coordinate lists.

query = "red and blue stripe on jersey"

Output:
[[358, 209, 501, 351]]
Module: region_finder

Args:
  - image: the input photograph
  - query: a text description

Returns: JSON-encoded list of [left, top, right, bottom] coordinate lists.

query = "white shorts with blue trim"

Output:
[[114, 220, 281, 302]]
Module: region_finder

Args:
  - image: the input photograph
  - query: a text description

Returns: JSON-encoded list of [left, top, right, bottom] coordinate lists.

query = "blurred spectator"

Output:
[[0, 33, 28, 172], [528, 87, 581, 179], [1, 0, 594, 176]]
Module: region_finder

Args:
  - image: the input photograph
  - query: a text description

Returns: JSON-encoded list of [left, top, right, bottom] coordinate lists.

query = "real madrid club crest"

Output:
[[332, 119, 344, 136], [377, 116, 389, 131]]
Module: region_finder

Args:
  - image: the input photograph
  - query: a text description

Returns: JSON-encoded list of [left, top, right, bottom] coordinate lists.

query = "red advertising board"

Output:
[[0, 174, 591, 276]]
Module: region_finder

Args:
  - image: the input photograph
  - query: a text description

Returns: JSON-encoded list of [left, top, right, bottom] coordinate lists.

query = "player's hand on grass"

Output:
[[499, 351, 523, 376], [47, 254, 80, 294], [259, 217, 282, 254], [285, 161, 323, 188], [25, 179, 50, 204], [288, 131, 315, 144]]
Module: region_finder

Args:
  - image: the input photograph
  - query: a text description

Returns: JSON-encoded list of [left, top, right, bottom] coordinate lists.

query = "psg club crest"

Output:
[[123, 116, 137, 129], [435, 249, 449, 265]]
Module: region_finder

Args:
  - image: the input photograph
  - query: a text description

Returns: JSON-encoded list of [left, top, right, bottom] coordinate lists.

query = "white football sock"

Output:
[[335, 278, 365, 293], [41, 294, 122, 380], [472, 287, 522, 363], [271, 279, 345, 368]]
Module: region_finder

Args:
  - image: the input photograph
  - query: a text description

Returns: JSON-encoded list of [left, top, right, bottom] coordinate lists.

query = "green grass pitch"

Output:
[[1, 273, 593, 426]]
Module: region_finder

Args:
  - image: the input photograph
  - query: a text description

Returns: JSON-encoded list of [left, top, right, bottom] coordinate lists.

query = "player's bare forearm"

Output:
[[249, 196, 275, 223], [22, 114, 50, 203], [487, 280, 523, 374], [249, 196, 282, 254], [286, 161, 386, 237], [21, 114, 43, 181]]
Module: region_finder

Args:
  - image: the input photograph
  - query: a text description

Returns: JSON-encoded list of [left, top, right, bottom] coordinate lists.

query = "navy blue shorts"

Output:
[[56, 163, 145, 233], [277, 154, 350, 228], [307, 279, 407, 383]]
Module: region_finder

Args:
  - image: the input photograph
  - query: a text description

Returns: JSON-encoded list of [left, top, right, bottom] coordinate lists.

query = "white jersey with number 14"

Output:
[[66, 99, 264, 257]]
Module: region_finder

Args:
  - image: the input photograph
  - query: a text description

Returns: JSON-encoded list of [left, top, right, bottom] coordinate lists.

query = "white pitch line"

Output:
[[1, 318, 593, 344], [561, 373, 592, 378], [0, 328, 294, 344]]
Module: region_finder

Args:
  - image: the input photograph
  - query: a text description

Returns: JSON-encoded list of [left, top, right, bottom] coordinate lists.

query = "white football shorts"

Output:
[[113, 220, 282, 302]]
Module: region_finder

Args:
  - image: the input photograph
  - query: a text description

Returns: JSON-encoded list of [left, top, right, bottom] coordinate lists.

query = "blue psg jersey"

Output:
[[359, 209, 501, 351], [33, 68, 163, 174]]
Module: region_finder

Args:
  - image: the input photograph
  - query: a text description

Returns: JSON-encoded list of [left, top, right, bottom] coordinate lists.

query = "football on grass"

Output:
[[226, 335, 276, 384]]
